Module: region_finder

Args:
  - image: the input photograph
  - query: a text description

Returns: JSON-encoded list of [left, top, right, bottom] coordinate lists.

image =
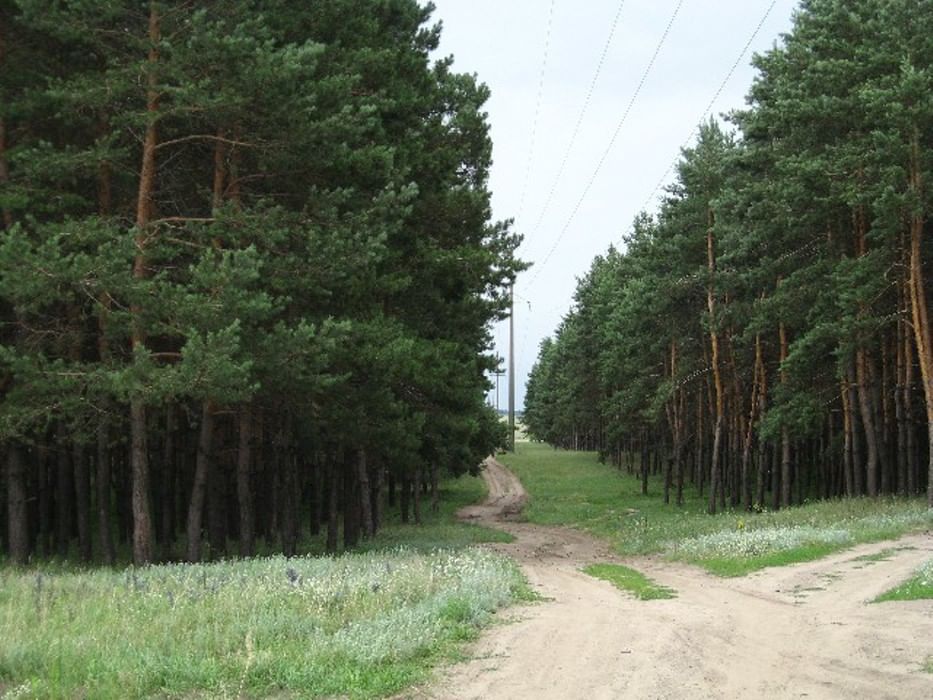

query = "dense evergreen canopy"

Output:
[[524, 0, 933, 511], [0, 0, 523, 564]]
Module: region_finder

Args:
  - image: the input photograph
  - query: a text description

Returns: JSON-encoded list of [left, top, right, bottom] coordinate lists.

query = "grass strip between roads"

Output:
[[583, 563, 676, 600], [499, 443, 933, 577]]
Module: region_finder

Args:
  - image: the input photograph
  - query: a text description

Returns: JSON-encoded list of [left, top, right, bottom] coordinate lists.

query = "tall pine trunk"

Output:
[[129, 2, 161, 565], [706, 210, 725, 515], [905, 129, 933, 507], [780, 322, 791, 508]]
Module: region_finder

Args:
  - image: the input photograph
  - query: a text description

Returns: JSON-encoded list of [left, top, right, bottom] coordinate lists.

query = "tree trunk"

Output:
[[356, 449, 374, 538], [185, 401, 214, 562], [128, 2, 161, 566], [326, 461, 338, 554], [430, 464, 440, 514], [706, 209, 726, 514], [905, 129, 933, 507], [372, 462, 384, 533], [309, 458, 322, 537], [6, 444, 28, 564], [160, 405, 176, 561], [56, 423, 73, 557], [841, 376, 855, 497], [73, 443, 92, 562], [237, 405, 254, 557], [400, 476, 411, 524], [96, 413, 116, 565], [896, 308, 909, 496], [412, 467, 423, 525], [780, 321, 791, 509], [207, 421, 227, 558], [343, 458, 360, 549], [856, 349, 880, 497]]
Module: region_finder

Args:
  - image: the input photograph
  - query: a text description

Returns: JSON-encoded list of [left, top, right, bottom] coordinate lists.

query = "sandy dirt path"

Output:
[[413, 457, 933, 700]]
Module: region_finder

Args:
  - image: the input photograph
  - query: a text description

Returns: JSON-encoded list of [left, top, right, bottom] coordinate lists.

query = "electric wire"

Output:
[[528, 0, 687, 287], [516, 0, 558, 222], [525, 0, 630, 237], [616, 0, 779, 245]]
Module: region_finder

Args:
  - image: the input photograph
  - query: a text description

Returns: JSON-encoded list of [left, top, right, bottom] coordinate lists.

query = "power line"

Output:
[[516, 0, 557, 222], [616, 0, 779, 245], [525, 0, 630, 237], [528, 0, 687, 287]]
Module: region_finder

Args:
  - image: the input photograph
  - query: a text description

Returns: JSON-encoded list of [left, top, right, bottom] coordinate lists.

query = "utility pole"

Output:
[[493, 353, 505, 413], [508, 282, 515, 452]]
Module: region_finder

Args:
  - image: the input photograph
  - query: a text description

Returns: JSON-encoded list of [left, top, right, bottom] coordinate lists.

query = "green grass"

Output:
[[499, 443, 933, 576], [0, 473, 529, 699], [583, 563, 675, 600], [874, 558, 933, 602]]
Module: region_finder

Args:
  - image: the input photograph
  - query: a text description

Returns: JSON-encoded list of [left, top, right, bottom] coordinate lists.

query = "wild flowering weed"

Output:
[[668, 525, 853, 559], [914, 559, 933, 588], [0, 547, 526, 698]]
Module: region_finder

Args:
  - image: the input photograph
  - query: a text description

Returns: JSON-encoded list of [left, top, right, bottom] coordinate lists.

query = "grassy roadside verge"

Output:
[[0, 474, 529, 699], [498, 443, 933, 576], [874, 558, 933, 602]]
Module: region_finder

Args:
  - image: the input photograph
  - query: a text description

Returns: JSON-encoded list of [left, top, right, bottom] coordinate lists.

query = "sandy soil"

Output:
[[412, 457, 933, 700]]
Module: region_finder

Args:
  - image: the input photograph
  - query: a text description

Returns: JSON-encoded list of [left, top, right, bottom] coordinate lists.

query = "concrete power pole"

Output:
[[508, 282, 516, 452]]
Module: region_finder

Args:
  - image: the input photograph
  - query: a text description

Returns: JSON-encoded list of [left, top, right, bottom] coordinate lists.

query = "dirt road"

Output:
[[419, 457, 933, 699]]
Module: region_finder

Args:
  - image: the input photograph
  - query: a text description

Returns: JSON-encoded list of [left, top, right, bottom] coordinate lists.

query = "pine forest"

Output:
[[524, 0, 933, 513], [0, 1, 523, 566]]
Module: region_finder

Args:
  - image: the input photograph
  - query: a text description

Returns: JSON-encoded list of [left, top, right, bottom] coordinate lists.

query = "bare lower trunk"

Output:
[[326, 461, 339, 554], [56, 423, 73, 557], [160, 405, 176, 561], [708, 417, 723, 514], [430, 464, 440, 514], [237, 405, 254, 557], [841, 377, 855, 497], [6, 444, 28, 564], [73, 444, 92, 562], [856, 349, 880, 496], [185, 401, 214, 562], [96, 414, 116, 565], [356, 449, 373, 538], [412, 467, 422, 525], [130, 399, 154, 564]]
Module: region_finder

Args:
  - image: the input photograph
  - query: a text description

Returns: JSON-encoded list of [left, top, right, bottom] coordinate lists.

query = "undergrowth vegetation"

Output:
[[500, 444, 933, 576]]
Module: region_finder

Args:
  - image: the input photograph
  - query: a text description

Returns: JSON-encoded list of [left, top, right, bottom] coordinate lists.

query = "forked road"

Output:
[[417, 458, 933, 700]]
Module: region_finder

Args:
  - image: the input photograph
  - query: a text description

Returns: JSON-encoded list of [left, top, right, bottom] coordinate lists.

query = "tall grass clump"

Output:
[[0, 548, 530, 699]]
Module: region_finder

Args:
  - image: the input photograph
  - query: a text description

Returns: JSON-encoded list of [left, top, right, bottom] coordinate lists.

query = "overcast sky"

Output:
[[427, 0, 800, 410]]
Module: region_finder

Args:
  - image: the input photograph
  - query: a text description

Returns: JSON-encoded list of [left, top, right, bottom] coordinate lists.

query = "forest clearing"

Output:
[[424, 444, 933, 700]]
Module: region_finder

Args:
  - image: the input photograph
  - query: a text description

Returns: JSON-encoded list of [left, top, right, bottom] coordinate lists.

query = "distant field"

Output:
[[0, 474, 529, 699], [499, 443, 933, 576]]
